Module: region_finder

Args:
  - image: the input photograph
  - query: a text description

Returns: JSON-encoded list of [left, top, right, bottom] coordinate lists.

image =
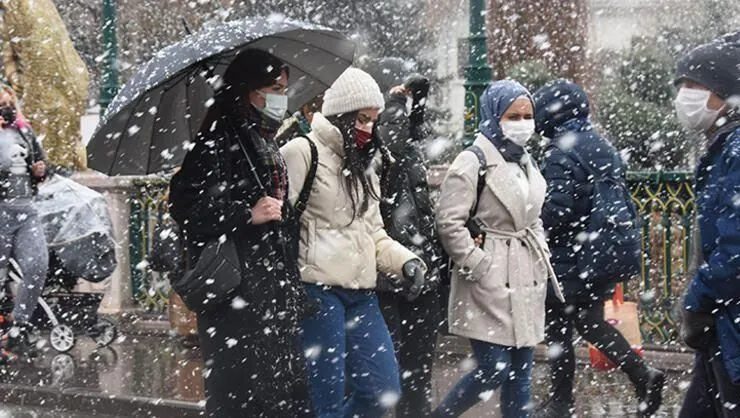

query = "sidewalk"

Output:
[[0, 327, 693, 417]]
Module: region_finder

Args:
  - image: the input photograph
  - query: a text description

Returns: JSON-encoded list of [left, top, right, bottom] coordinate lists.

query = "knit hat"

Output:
[[674, 31, 740, 100], [321, 67, 385, 117]]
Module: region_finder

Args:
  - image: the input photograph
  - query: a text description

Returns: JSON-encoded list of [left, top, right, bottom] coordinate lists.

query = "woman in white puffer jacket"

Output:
[[281, 67, 426, 418]]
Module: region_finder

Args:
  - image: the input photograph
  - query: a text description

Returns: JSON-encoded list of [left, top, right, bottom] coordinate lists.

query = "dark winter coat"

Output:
[[0, 124, 46, 198], [168, 117, 312, 417], [376, 92, 443, 291], [683, 117, 740, 384], [535, 81, 625, 303]]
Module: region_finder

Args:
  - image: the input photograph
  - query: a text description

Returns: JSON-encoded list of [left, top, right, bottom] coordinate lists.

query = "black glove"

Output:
[[681, 309, 716, 351], [402, 260, 426, 302], [404, 74, 430, 102]]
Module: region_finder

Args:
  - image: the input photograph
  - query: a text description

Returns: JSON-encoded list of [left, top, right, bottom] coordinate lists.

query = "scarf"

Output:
[[485, 133, 526, 164], [235, 105, 288, 200]]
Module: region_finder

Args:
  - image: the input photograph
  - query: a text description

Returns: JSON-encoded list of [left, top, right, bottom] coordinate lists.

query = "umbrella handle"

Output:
[[233, 133, 268, 195], [181, 18, 192, 35]]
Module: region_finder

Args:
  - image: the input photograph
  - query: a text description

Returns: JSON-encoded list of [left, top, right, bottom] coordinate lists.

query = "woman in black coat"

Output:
[[375, 76, 444, 417], [168, 49, 312, 417]]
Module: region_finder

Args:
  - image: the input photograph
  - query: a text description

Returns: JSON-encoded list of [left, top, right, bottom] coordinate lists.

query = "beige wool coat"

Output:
[[280, 113, 420, 289], [436, 135, 564, 348]]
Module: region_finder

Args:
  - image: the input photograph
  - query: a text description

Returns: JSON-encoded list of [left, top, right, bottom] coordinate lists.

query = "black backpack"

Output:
[[284, 136, 318, 262], [570, 151, 641, 284], [292, 136, 318, 217]]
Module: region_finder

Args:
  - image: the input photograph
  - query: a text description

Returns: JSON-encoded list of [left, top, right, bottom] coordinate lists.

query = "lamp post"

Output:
[[462, 0, 492, 147], [99, 0, 119, 112]]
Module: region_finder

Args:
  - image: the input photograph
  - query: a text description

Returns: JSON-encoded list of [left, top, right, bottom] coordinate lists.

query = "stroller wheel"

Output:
[[51, 353, 75, 386], [50, 324, 75, 353], [92, 318, 117, 347]]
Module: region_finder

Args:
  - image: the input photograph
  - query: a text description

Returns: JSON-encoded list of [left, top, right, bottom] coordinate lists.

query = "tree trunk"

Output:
[[486, 0, 588, 83]]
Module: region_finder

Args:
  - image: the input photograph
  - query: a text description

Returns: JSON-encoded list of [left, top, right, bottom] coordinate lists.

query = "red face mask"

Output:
[[355, 129, 373, 148]]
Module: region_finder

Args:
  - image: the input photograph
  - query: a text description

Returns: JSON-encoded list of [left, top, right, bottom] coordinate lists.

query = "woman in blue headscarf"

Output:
[[433, 80, 563, 418]]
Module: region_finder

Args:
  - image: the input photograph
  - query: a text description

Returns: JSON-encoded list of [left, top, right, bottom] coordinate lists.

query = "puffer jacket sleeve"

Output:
[[435, 151, 491, 281], [685, 134, 740, 313], [168, 135, 255, 239], [279, 137, 311, 206], [540, 145, 578, 232], [367, 173, 424, 277]]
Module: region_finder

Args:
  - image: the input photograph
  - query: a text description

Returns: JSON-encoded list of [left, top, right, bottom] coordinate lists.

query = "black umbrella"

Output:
[[88, 17, 355, 176]]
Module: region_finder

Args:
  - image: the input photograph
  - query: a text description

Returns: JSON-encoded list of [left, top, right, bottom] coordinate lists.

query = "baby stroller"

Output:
[[0, 174, 119, 353]]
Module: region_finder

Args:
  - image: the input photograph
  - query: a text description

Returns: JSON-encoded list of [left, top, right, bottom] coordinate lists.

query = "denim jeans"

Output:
[[301, 284, 401, 418], [434, 340, 533, 418], [0, 203, 48, 324]]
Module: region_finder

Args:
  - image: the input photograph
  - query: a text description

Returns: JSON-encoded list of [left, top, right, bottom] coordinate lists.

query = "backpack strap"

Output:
[[465, 145, 487, 217], [294, 136, 318, 217], [566, 147, 622, 181]]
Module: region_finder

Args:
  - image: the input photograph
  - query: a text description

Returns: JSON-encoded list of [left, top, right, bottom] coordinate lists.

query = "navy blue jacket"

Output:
[[684, 118, 740, 383], [534, 81, 625, 303]]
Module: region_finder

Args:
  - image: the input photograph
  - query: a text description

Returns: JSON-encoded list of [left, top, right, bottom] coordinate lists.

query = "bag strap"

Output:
[[465, 145, 487, 217], [294, 136, 318, 217], [566, 147, 622, 182]]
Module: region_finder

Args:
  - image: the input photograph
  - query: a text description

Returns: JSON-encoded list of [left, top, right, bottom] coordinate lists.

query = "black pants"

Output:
[[378, 289, 441, 418], [545, 300, 648, 403], [679, 342, 740, 418]]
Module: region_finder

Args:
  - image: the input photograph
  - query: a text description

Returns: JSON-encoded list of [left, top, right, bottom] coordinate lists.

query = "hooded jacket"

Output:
[[375, 92, 443, 289], [534, 79, 627, 303]]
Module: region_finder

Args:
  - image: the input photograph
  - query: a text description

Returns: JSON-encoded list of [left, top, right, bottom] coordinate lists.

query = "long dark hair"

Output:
[[326, 113, 390, 222]]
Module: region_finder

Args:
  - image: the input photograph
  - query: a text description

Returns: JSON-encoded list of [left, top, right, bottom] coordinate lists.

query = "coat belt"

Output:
[[482, 226, 564, 302]]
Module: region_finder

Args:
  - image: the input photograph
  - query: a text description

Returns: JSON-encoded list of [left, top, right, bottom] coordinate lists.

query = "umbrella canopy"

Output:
[[88, 17, 355, 176]]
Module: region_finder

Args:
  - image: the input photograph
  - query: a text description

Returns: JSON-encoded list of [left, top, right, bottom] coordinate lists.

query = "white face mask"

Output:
[[255, 90, 288, 122], [674, 87, 722, 134], [501, 119, 535, 146]]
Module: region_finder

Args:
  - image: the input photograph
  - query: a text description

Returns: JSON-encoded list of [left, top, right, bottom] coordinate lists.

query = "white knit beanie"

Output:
[[321, 67, 385, 117]]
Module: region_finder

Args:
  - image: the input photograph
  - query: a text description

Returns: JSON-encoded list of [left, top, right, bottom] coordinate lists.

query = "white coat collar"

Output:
[[310, 113, 345, 157]]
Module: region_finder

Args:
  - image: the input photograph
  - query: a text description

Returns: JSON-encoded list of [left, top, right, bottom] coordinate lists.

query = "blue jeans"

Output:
[[434, 340, 533, 418], [0, 204, 48, 324], [301, 284, 401, 418]]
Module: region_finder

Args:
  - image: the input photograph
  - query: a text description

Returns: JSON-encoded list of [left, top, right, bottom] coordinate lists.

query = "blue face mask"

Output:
[[255, 90, 288, 122]]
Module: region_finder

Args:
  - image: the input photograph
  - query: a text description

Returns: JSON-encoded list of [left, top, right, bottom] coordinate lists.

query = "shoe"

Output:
[[5, 325, 39, 358], [0, 348, 17, 365], [636, 367, 665, 417], [532, 397, 575, 418]]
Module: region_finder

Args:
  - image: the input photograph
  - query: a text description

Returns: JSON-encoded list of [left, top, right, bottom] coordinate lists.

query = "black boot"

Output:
[[532, 397, 575, 418], [635, 367, 665, 417]]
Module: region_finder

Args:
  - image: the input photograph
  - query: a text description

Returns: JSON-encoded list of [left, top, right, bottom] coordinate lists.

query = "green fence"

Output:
[[128, 171, 696, 344], [627, 171, 695, 345], [129, 177, 170, 313]]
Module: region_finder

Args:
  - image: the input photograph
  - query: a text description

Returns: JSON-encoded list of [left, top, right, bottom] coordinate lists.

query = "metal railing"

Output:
[[627, 171, 695, 345], [127, 171, 696, 345], [129, 177, 170, 313]]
